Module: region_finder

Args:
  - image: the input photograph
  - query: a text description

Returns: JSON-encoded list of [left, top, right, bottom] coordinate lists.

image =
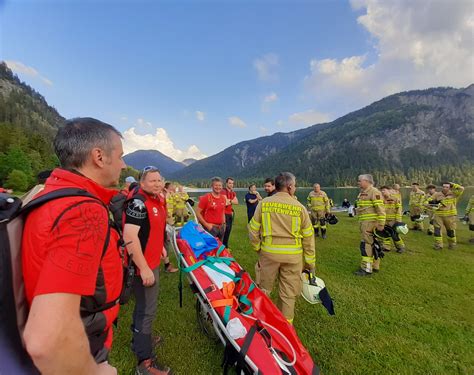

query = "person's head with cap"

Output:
[[124, 176, 136, 189]]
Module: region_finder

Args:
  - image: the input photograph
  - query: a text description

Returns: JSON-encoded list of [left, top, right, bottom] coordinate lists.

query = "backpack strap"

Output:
[[21, 188, 97, 214]]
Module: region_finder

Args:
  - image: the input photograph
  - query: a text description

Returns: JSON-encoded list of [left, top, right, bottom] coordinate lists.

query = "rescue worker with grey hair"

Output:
[[355, 174, 386, 276], [429, 182, 464, 250], [409, 183, 425, 231], [248, 172, 315, 323], [307, 183, 330, 239]]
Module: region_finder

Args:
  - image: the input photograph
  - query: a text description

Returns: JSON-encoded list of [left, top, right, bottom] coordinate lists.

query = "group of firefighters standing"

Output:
[[193, 172, 473, 323]]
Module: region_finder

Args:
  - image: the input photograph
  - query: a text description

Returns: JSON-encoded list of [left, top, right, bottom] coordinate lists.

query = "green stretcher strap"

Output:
[[223, 305, 231, 324], [216, 244, 226, 257]]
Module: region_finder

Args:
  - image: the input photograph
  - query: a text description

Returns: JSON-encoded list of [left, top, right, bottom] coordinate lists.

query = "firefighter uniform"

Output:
[[391, 189, 402, 203], [165, 191, 175, 225], [466, 195, 474, 243], [429, 183, 464, 249], [249, 192, 315, 322], [409, 189, 426, 230], [382, 193, 405, 252], [356, 186, 386, 273], [424, 192, 437, 235], [173, 191, 189, 226], [307, 190, 330, 238]]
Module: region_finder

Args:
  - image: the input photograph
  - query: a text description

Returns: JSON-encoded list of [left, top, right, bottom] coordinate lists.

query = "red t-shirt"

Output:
[[221, 188, 236, 215], [22, 168, 122, 350], [198, 193, 226, 225]]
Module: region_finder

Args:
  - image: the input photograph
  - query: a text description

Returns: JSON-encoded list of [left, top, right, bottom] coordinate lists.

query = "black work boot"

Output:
[[314, 228, 319, 237], [321, 229, 327, 239], [354, 268, 372, 276]]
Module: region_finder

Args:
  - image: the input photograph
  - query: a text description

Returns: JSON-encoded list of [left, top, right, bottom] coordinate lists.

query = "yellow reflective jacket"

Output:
[[430, 183, 464, 217], [173, 192, 189, 210], [383, 194, 402, 222], [409, 189, 425, 208], [466, 195, 474, 215], [307, 190, 330, 213], [248, 192, 315, 266], [165, 192, 174, 217], [356, 186, 386, 224]]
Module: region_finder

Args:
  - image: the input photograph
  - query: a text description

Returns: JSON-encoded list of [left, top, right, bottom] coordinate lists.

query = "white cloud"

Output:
[[195, 111, 205, 121], [305, 0, 474, 111], [122, 120, 207, 161], [5, 60, 53, 86], [262, 92, 278, 112], [228, 116, 247, 128], [289, 110, 331, 126], [253, 53, 279, 82]]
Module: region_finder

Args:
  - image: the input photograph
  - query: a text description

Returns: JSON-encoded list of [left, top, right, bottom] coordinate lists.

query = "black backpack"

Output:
[[0, 189, 134, 373]]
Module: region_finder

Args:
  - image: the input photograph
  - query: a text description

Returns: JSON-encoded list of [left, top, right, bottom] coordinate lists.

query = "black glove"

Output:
[[186, 198, 195, 206]]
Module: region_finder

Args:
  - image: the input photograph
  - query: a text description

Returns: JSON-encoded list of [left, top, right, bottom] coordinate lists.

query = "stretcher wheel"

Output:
[[195, 298, 220, 342]]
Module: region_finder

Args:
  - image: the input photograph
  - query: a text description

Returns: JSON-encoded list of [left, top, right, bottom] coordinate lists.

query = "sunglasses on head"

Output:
[[139, 165, 160, 179]]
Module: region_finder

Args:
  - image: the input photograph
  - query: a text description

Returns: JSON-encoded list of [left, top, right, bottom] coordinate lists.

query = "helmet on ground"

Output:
[[326, 213, 338, 225], [373, 225, 395, 239], [416, 214, 429, 222], [301, 270, 325, 304], [392, 222, 409, 235]]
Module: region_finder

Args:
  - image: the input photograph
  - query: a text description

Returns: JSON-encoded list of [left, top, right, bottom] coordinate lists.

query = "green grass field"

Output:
[[110, 205, 474, 374]]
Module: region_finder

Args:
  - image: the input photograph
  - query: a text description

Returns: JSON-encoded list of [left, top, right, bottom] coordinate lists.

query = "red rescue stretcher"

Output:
[[167, 213, 320, 375]]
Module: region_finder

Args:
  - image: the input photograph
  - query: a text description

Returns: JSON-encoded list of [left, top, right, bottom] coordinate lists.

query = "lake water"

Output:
[[186, 186, 474, 211]]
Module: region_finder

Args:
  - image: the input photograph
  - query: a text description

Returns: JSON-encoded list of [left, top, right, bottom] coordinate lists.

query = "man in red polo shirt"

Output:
[[196, 176, 227, 241], [221, 177, 239, 247], [123, 166, 171, 375], [22, 118, 125, 374]]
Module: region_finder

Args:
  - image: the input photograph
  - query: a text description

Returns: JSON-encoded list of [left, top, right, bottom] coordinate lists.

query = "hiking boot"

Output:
[[136, 359, 171, 375], [164, 263, 178, 273], [354, 268, 372, 276], [321, 233, 327, 239], [448, 243, 457, 250], [372, 269, 380, 273], [396, 247, 405, 254], [433, 244, 443, 251]]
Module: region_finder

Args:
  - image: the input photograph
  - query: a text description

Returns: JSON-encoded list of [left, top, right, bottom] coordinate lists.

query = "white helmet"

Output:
[[414, 214, 428, 223], [301, 270, 325, 304], [393, 222, 409, 235]]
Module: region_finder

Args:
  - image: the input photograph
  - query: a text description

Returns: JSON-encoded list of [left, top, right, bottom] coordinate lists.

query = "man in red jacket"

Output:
[[22, 118, 126, 374], [123, 166, 171, 375]]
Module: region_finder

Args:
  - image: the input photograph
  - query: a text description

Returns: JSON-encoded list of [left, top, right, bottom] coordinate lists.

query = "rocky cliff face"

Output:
[[173, 85, 474, 185]]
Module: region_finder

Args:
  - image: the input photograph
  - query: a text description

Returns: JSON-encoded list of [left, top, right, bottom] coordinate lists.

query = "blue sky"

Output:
[[1, 0, 473, 161]]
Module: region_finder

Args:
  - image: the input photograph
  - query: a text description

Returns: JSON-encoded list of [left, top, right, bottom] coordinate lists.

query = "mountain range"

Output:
[[1, 61, 473, 188], [170, 85, 474, 186], [123, 150, 195, 177]]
